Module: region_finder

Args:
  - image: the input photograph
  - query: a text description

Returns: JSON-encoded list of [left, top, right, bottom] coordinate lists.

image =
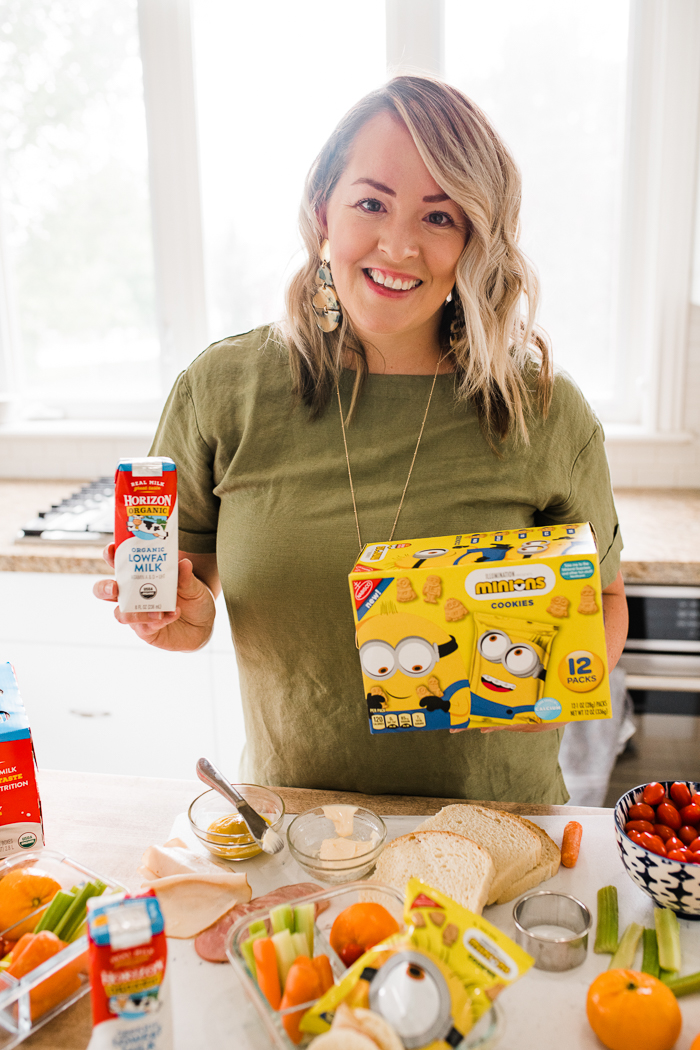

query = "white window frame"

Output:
[[0, 0, 699, 475]]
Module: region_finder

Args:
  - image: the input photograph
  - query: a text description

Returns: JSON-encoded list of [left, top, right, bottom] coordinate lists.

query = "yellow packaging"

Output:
[[348, 522, 611, 732], [302, 879, 533, 1047]]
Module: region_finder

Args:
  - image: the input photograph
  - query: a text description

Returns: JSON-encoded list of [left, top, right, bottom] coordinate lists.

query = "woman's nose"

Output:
[[377, 215, 419, 262]]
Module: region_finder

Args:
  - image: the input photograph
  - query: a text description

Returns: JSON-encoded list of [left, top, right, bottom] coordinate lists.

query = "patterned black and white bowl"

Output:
[[615, 782, 700, 919]]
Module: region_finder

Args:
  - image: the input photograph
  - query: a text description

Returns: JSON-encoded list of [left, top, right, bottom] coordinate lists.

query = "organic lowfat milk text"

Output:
[[0, 664, 45, 856], [114, 458, 178, 614]]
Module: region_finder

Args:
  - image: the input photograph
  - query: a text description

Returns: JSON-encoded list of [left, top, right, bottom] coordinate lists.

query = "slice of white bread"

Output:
[[415, 804, 542, 906], [370, 830, 495, 915], [494, 817, 561, 904]]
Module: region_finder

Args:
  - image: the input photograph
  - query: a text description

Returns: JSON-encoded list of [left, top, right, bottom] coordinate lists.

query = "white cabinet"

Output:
[[0, 572, 246, 780]]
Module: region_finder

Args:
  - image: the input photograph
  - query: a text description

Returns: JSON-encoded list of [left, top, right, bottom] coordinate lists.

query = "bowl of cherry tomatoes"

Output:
[[614, 781, 700, 917]]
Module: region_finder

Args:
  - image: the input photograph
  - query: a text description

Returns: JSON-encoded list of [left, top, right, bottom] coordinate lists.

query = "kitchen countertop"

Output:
[[27, 769, 605, 1050], [1, 480, 699, 584]]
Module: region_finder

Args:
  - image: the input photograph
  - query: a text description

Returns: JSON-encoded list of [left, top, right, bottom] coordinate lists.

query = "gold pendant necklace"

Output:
[[337, 354, 445, 552]]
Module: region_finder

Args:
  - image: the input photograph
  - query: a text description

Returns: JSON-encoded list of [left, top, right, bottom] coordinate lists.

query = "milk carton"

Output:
[[0, 663, 44, 854], [114, 458, 178, 614]]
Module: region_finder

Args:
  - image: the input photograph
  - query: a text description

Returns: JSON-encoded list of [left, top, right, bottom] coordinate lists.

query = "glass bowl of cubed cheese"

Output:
[[287, 805, 386, 884]]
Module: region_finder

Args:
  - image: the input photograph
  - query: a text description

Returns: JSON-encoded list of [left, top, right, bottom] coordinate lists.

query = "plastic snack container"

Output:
[[226, 881, 503, 1050], [0, 849, 123, 1049]]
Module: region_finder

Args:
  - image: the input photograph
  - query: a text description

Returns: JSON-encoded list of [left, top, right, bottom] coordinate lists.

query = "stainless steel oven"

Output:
[[620, 584, 700, 715]]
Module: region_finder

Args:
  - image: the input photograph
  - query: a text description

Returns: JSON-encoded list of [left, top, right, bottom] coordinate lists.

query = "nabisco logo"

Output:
[[464, 564, 556, 600], [353, 578, 381, 608]]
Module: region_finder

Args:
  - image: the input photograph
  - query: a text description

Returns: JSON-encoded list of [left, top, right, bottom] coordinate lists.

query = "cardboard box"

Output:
[[348, 523, 611, 735], [0, 664, 44, 853]]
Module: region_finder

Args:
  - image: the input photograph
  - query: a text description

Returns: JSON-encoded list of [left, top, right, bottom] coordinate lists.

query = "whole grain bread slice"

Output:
[[494, 817, 561, 904], [415, 804, 542, 906], [370, 830, 495, 915]]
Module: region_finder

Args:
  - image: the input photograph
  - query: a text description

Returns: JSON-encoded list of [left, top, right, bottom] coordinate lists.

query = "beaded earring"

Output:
[[312, 240, 341, 333]]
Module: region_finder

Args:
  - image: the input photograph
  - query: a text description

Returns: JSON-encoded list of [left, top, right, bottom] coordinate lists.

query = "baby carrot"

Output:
[[561, 821, 583, 867], [253, 937, 281, 1010], [312, 954, 334, 994]]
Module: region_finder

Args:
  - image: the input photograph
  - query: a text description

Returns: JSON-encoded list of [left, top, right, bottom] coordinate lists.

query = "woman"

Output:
[[94, 76, 627, 803]]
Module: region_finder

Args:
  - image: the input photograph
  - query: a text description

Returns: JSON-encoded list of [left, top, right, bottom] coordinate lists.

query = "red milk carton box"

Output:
[[114, 457, 178, 614], [0, 663, 44, 854]]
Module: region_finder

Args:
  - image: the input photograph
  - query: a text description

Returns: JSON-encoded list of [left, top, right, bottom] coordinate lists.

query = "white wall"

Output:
[[0, 572, 246, 781]]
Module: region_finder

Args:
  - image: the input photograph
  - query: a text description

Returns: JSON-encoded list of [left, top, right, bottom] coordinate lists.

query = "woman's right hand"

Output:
[[93, 545, 217, 652]]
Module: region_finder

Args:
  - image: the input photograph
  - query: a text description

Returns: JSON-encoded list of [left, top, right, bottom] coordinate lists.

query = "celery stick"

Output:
[[609, 922, 643, 970], [594, 886, 619, 954], [248, 919, 267, 938], [660, 969, 676, 985], [293, 903, 315, 957], [664, 970, 700, 998], [33, 891, 75, 934], [641, 928, 660, 979], [272, 929, 296, 987], [241, 930, 265, 978], [655, 908, 681, 974], [291, 931, 309, 959], [54, 882, 97, 941], [269, 904, 294, 935]]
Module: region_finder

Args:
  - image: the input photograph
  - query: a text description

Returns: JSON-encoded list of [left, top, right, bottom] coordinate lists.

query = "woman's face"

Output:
[[322, 111, 467, 351]]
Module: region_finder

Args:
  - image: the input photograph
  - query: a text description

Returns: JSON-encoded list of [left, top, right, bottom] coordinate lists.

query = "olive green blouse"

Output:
[[151, 326, 622, 804]]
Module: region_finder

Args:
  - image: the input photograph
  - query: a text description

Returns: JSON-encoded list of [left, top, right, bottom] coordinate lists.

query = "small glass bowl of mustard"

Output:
[[188, 785, 285, 860]]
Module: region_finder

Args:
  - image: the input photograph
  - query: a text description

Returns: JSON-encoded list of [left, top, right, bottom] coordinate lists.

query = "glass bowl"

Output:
[[188, 785, 284, 860], [287, 806, 386, 883]]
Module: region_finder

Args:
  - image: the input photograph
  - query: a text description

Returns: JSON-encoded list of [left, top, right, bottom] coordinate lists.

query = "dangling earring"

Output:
[[312, 240, 341, 333], [448, 288, 465, 350]]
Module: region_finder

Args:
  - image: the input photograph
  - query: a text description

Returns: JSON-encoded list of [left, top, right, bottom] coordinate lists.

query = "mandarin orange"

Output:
[[587, 969, 681, 1050], [0, 869, 61, 938]]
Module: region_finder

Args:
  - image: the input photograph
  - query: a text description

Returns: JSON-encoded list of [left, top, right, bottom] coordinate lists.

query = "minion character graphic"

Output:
[[469, 612, 558, 724], [503, 534, 588, 562], [393, 543, 514, 570], [356, 609, 472, 731]]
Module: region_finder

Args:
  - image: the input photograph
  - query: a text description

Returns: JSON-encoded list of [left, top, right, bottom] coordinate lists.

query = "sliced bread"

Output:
[[494, 818, 561, 904], [370, 830, 495, 915], [415, 804, 542, 906]]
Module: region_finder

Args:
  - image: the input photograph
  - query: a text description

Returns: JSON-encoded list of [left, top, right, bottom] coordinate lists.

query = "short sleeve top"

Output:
[[150, 326, 623, 803]]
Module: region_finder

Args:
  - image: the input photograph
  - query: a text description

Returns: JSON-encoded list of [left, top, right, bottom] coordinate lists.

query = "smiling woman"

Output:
[[93, 74, 627, 804]]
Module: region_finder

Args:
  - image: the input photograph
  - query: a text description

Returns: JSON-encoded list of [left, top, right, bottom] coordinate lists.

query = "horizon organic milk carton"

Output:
[[114, 458, 178, 614], [0, 663, 44, 855]]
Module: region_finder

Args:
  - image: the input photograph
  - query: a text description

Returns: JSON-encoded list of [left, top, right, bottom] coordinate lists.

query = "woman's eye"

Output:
[[426, 211, 453, 227], [357, 198, 384, 213]]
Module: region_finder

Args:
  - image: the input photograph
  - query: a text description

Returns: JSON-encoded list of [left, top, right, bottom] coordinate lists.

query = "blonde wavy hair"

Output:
[[280, 74, 552, 444]]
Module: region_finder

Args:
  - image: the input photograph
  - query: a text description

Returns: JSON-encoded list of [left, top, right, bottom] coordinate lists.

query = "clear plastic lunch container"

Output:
[[0, 848, 124, 1049], [226, 881, 503, 1050]]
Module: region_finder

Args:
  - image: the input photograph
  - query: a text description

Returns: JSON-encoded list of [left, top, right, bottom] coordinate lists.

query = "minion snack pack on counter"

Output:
[[348, 522, 611, 734]]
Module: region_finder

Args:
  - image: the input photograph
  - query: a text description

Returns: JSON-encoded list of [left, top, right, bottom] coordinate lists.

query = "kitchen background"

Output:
[[1, 0, 699, 805]]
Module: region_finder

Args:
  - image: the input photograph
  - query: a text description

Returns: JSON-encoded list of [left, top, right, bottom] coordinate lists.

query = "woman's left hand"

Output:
[[451, 570, 628, 735]]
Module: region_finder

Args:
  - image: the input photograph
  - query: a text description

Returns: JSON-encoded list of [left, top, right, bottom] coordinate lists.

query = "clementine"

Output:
[[0, 869, 61, 938], [329, 903, 399, 967], [690, 1035, 700, 1050], [587, 969, 682, 1050]]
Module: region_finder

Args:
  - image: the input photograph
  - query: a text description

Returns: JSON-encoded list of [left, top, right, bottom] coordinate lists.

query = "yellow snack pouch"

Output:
[[301, 880, 533, 1047], [469, 612, 558, 726]]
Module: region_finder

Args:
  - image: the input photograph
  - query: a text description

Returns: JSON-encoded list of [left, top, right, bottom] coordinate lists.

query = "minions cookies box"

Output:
[[348, 523, 612, 734]]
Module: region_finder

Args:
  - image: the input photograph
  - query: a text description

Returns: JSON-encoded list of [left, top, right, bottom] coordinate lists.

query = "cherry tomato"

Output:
[[677, 825, 698, 845], [656, 802, 681, 830], [629, 803, 656, 823], [691, 793, 700, 807], [689, 838, 700, 853], [627, 830, 645, 845], [638, 832, 667, 856], [665, 836, 683, 852], [654, 824, 676, 842], [642, 782, 666, 806], [626, 820, 655, 835], [680, 804, 700, 826], [690, 852, 700, 864], [670, 782, 692, 807], [667, 849, 693, 862]]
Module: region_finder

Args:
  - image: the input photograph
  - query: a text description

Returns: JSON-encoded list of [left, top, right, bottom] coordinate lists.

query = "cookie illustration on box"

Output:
[[444, 598, 468, 622], [396, 577, 417, 602], [578, 585, 599, 615], [547, 595, 570, 618], [422, 575, 442, 604]]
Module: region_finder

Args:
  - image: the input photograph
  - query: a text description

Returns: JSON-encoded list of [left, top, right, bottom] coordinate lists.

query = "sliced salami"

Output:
[[195, 882, 327, 963]]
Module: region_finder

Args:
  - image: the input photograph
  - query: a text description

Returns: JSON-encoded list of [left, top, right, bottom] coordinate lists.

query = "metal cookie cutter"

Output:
[[513, 891, 592, 971]]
